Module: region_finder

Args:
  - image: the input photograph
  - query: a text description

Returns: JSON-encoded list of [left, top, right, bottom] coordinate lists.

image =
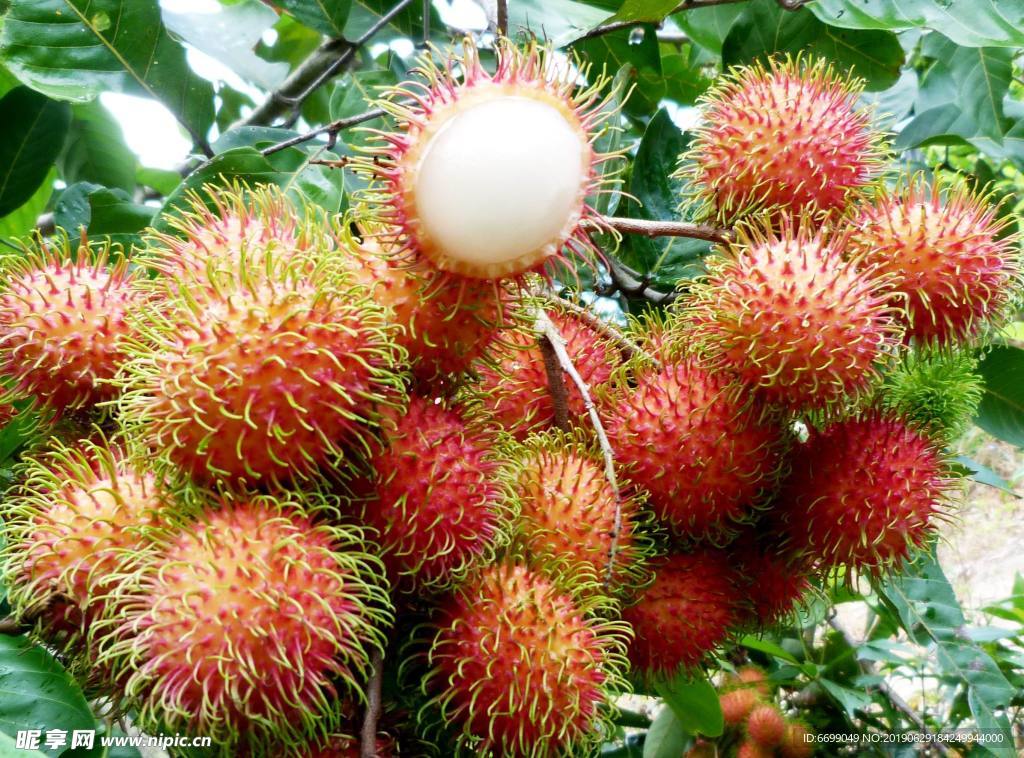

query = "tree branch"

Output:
[[0, 617, 25, 635], [597, 257, 678, 306], [542, 292, 657, 365], [603, 216, 731, 244], [496, 0, 509, 37], [827, 617, 951, 756], [538, 333, 572, 431], [260, 107, 388, 156], [536, 311, 624, 588], [242, 0, 415, 128], [360, 649, 385, 758]]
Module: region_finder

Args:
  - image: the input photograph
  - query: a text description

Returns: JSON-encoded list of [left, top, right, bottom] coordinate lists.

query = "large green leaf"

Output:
[[722, 0, 904, 91], [278, 0, 353, 36], [642, 706, 687, 758], [876, 549, 1016, 754], [0, 635, 95, 756], [608, 0, 682, 24], [975, 344, 1024, 448], [573, 27, 663, 116], [810, 0, 1024, 48], [653, 673, 723, 737], [59, 101, 136, 193], [0, 87, 70, 217], [0, 169, 55, 245], [344, 0, 442, 41], [53, 183, 154, 248], [0, 0, 214, 142], [514, 0, 613, 45], [673, 4, 746, 56]]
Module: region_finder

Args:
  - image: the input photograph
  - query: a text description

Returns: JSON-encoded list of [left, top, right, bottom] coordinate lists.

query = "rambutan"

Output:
[[780, 722, 815, 757], [423, 562, 627, 756], [472, 308, 618, 440], [357, 38, 621, 280], [603, 357, 782, 537], [720, 687, 760, 726], [353, 394, 508, 591], [778, 413, 957, 573], [746, 704, 785, 747], [730, 533, 814, 626], [0, 400, 16, 428], [117, 245, 405, 491], [345, 233, 511, 386], [682, 220, 901, 411], [848, 176, 1019, 344], [507, 431, 652, 595], [736, 740, 773, 758], [1, 437, 166, 648], [0, 238, 139, 411], [622, 550, 742, 675], [683, 56, 884, 221], [733, 665, 772, 698], [103, 498, 390, 750]]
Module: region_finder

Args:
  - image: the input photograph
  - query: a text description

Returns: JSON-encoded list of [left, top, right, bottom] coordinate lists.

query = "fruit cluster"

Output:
[[0, 37, 1017, 757]]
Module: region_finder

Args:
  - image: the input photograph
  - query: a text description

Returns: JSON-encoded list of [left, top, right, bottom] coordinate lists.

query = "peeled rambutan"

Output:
[[0, 239, 139, 411], [143, 184, 310, 279], [1, 437, 166, 648], [345, 233, 511, 385], [103, 498, 390, 750], [683, 56, 884, 220], [472, 308, 618, 439], [682, 220, 901, 411], [778, 413, 956, 573], [353, 394, 508, 591], [507, 431, 652, 595], [720, 687, 760, 726], [357, 37, 621, 280], [603, 357, 782, 537], [847, 175, 1020, 344], [747, 704, 786, 747], [423, 562, 627, 756], [118, 245, 405, 491], [622, 550, 742, 675]]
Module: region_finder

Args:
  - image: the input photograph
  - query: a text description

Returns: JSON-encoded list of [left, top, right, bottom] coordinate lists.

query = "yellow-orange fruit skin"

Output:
[[0, 244, 140, 411], [720, 687, 760, 726], [747, 704, 786, 747], [736, 740, 774, 758]]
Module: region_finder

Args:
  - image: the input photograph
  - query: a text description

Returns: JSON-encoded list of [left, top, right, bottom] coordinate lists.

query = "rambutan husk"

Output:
[[348, 394, 511, 592], [117, 209, 407, 492], [0, 234, 141, 413], [96, 494, 392, 752], [504, 429, 657, 600], [847, 173, 1021, 345], [680, 55, 886, 222], [353, 37, 624, 281], [418, 561, 630, 757], [678, 216, 904, 413]]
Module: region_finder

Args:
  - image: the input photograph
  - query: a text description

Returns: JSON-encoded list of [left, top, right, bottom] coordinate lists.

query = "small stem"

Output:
[[0, 617, 23, 635], [260, 107, 388, 156], [536, 311, 623, 588], [539, 334, 572, 431], [360, 649, 385, 758], [543, 292, 657, 365], [603, 215, 731, 244], [496, 0, 509, 36], [577, 0, 801, 43]]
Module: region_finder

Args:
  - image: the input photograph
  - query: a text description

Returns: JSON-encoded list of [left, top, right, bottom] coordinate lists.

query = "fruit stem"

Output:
[[603, 216, 731, 244], [360, 648, 385, 758], [542, 292, 660, 366], [496, 0, 509, 36], [535, 310, 624, 589], [538, 334, 573, 432]]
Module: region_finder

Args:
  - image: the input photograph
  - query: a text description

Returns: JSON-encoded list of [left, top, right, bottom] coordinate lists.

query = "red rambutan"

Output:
[[682, 220, 901, 411], [720, 687, 761, 726], [104, 498, 391, 750], [730, 532, 814, 626], [603, 357, 782, 537], [780, 722, 815, 757], [354, 394, 508, 590], [0, 239, 139, 411], [423, 562, 627, 756], [622, 550, 742, 675], [357, 38, 621, 280], [117, 244, 405, 491], [472, 309, 618, 440], [736, 740, 774, 758], [778, 413, 956, 573], [683, 56, 885, 220], [747, 703, 786, 747], [848, 175, 1020, 344]]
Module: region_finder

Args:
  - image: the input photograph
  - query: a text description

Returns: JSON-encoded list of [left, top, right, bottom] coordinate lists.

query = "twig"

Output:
[[360, 649, 385, 758], [543, 291, 657, 365], [828, 617, 951, 756], [242, 0, 415, 127], [538, 334, 572, 431], [536, 311, 624, 587], [260, 107, 388, 156], [598, 257, 678, 306], [603, 216, 731, 244], [496, 0, 509, 37], [0, 617, 23, 635]]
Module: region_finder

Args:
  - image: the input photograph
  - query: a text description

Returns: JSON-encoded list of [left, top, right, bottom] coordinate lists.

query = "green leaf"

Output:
[[60, 101, 137, 192], [975, 344, 1024, 448], [0, 0, 214, 142], [573, 26, 663, 117], [136, 167, 183, 196], [876, 549, 1016, 753], [722, 0, 904, 91], [0, 168, 55, 245], [162, 0, 289, 90], [278, 0, 352, 36], [739, 634, 801, 664], [0, 635, 95, 756], [515, 0, 614, 46], [344, 0, 442, 40], [818, 678, 873, 718], [53, 183, 154, 248], [642, 706, 687, 758], [810, 0, 1024, 48], [952, 455, 1016, 494], [0, 87, 70, 217], [653, 673, 723, 737], [609, 0, 682, 24], [673, 4, 746, 56]]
